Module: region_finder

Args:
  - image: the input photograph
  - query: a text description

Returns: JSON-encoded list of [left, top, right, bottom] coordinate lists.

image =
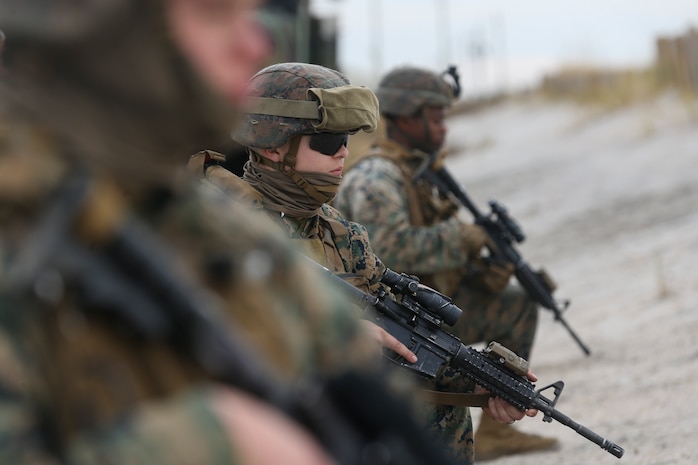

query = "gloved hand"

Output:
[[460, 223, 490, 259], [480, 261, 515, 293], [460, 223, 514, 293]]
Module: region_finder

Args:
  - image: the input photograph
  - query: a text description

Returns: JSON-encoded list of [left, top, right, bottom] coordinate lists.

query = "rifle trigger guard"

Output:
[[535, 380, 565, 423]]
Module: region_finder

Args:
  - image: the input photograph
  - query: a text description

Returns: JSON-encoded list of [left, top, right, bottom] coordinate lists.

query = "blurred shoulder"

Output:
[[158, 182, 377, 374], [346, 155, 402, 181]]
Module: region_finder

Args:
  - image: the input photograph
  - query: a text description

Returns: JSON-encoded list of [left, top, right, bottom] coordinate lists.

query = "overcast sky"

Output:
[[310, 0, 698, 96]]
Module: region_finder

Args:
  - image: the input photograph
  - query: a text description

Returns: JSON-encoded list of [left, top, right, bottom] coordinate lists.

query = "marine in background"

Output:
[[335, 65, 560, 461]]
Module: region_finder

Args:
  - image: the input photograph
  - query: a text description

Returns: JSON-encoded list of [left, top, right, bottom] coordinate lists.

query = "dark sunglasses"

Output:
[[308, 132, 349, 156]]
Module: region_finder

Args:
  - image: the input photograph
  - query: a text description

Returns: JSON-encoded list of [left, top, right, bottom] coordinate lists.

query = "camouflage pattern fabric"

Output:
[[261, 203, 386, 295], [232, 62, 351, 149], [336, 144, 539, 357], [451, 283, 538, 359], [335, 154, 468, 274], [418, 368, 476, 464]]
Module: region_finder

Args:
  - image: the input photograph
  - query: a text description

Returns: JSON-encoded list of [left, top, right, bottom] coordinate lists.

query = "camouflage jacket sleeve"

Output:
[[68, 389, 236, 465], [321, 204, 387, 295], [336, 157, 469, 274], [0, 182, 382, 465], [0, 321, 235, 465]]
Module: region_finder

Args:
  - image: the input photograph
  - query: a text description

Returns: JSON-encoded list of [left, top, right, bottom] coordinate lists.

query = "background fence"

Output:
[[656, 27, 698, 93]]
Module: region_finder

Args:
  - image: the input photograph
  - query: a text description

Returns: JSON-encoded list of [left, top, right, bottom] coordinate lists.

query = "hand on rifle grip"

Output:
[[481, 262, 515, 293], [360, 320, 418, 364], [460, 223, 490, 260]]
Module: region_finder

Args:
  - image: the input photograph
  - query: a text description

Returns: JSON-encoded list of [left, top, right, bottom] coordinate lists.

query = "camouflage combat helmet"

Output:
[[376, 66, 455, 117], [233, 62, 379, 149]]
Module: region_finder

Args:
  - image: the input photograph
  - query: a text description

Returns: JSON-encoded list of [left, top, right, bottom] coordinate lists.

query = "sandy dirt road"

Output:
[[443, 93, 698, 465]]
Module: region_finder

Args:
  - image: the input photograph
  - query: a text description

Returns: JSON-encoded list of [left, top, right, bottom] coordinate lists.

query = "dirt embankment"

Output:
[[444, 93, 698, 465]]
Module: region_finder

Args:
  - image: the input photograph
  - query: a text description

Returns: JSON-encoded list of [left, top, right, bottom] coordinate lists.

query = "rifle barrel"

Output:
[[535, 399, 624, 458]]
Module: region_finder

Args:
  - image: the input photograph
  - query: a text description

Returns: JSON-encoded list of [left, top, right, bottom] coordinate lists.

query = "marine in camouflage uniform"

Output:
[[335, 66, 560, 461], [0, 2, 403, 464], [191, 63, 387, 294], [188, 62, 493, 463]]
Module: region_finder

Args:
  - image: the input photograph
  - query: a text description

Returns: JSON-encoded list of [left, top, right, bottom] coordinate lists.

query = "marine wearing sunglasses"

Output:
[[308, 132, 349, 156]]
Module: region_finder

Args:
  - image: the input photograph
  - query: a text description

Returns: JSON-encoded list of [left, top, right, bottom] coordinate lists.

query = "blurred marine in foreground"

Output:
[[0, 2, 452, 465]]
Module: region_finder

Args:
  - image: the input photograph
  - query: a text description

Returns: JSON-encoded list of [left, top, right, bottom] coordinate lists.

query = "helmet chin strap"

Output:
[[418, 107, 436, 153]]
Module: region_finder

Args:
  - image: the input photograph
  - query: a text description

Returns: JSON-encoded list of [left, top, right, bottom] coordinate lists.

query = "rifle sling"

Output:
[[420, 390, 492, 408]]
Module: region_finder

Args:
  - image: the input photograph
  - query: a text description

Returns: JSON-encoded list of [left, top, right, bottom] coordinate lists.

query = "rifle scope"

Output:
[[381, 269, 463, 327], [489, 201, 525, 243]]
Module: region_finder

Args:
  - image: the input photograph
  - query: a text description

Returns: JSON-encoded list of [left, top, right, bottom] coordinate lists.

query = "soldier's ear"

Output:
[[393, 114, 420, 134], [258, 147, 283, 163]]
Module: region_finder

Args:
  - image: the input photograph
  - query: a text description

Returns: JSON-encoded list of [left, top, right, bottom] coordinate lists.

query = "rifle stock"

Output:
[[310, 261, 623, 458], [413, 154, 592, 356]]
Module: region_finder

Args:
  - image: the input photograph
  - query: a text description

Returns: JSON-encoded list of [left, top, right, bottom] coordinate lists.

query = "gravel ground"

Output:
[[444, 92, 698, 465]]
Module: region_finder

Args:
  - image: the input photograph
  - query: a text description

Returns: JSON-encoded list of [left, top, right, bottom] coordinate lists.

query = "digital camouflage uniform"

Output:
[[269, 203, 387, 294], [335, 66, 551, 462], [0, 4, 381, 464], [336, 149, 539, 359]]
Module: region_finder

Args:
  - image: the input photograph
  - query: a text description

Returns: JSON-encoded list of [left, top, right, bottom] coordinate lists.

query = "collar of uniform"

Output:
[[374, 137, 429, 162], [278, 213, 321, 240]]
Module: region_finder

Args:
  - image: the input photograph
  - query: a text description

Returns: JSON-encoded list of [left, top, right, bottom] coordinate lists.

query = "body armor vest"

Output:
[[350, 139, 463, 294]]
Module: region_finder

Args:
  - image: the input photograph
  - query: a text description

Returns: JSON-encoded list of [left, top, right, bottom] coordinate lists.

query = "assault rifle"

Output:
[[413, 152, 592, 356], [9, 173, 460, 465], [310, 262, 624, 458]]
